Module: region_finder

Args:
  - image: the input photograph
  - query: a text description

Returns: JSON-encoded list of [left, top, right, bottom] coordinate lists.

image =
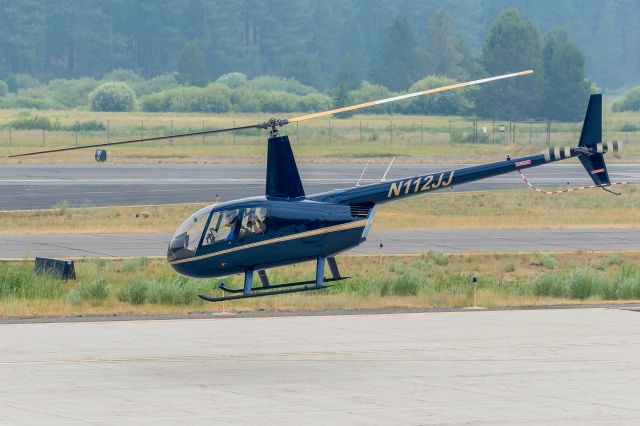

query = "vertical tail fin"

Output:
[[577, 94, 610, 186], [265, 135, 305, 199]]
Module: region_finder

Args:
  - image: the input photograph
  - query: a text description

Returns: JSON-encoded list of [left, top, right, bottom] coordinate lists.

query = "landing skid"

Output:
[[219, 276, 349, 294], [198, 284, 333, 302], [198, 256, 344, 302]]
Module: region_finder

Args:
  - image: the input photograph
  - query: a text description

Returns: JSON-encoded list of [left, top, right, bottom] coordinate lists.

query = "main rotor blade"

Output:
[[288, 70, 533, 123], [7, 123, 260, 158]]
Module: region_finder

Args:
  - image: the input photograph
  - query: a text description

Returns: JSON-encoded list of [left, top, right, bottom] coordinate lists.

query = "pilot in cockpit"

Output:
[[223, 211, 238, 240]]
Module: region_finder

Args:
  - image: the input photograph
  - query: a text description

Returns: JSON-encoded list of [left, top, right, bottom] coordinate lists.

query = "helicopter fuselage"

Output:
[[167, 145, 577, 279], [168, 197, 372, 278]]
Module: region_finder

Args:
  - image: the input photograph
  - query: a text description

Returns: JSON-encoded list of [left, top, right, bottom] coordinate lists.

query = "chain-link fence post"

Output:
[[491, 121, 494, 144], [42, 127, 45, 146], [75, 121, 78, 146], [8, 121, 11, 146], [448, 120, 452, 144], [107, 120, 110, 144], [390, 120, 393, 145], [170, 119, 173, 146]]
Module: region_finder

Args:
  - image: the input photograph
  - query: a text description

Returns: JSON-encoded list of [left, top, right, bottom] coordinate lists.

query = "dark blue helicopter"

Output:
[[10, 71, 620, 302]]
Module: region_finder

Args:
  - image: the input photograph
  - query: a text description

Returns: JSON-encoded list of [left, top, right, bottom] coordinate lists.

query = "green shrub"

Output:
[[612, 86, 640, 112], [528, 252, 559, 268], [140, 84, 231, 113], [0, 80, 7, 96], [611, 266, 640, 299], [391, 273, 421, 295], [216, 72, 248, 89], [70, 276, 110, 303], [503, 258, 519, 272], [388, 262, 406, 273], [7, 73, 41, 92], [533, 273, 567, 298], [402, 75, 474, 115], [0, 264, 64, 299], [0, 93, 63, 110], [296, 93, 333, 111], [596, 255, 624, 270], [231, 88, 262, 112], [89, 81, 136, 112], [11, 115, 56, 130], [425, 251, 449, 266], [55, 200, 69, 216], [121, 257, 150, 273], [48, 78, 99, 108], [118, 280, 149, 305], [102, 69, 145, 85], [380, 270, 425, 296], [567, 268, 604, 299], [118, 275, 210, 305], [65, 120, 106, 132], [139, 92, 169, 112], [135, 73, 179, 96], [351, 83, 394, 113], [253, 90, 299, 113]]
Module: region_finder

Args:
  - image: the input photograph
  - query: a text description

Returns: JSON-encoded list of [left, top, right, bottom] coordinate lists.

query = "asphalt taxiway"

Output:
[[0, 228, 637, 259], [1, 307, 638, 425], [1, 163, 638, 210]]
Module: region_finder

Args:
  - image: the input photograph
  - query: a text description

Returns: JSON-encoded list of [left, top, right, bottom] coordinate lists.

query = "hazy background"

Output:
[[1, 0, 640, 120]]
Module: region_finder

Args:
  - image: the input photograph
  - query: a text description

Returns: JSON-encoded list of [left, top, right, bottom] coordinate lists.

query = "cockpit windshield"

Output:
[[168, 206, 213, 260], [168, 206, 269, 261]]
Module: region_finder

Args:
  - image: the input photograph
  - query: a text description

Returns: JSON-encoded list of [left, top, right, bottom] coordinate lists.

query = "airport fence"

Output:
[[0, 116, 632, 151]]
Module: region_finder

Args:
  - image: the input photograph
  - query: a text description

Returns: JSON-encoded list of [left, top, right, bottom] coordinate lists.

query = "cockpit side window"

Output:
[[239, 207, 267, 239], [202, 209, 241, 246]]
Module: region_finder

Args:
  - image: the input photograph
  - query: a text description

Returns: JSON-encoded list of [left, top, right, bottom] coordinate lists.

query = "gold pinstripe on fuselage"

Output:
[[169, 219, 368, 265]]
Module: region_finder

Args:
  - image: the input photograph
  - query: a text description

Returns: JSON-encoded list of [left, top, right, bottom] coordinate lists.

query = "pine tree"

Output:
[[475, 8, 544, 119], [333, 54, 361, 90], [425, 9, 463, 79], [176, 41, 209, 87], [371, 15, 421, 91], [332, 80, 353, 118], [338, 20, 370, 82], [541, 28, 591, 121]]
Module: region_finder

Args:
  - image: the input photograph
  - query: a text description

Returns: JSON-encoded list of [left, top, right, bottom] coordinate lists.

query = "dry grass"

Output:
[[0, 109, 637, 163], [1, 251, 639, 318], [2, 186, 638, 234], [373, 185, 640, 230]]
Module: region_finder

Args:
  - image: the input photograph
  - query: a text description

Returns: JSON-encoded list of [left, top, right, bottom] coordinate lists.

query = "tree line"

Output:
[[2, 0, 639, 88], [0, 7, 599, 120]]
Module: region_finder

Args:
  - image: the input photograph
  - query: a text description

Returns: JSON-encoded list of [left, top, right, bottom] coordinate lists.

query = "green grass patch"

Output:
[[1, 252, 640, 317], [529, 252, 559, 268], [0, 263, 64, 299]]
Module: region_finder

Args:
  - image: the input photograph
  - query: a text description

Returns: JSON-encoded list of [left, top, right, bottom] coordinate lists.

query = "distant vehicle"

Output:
[[10, 72, 621, 302]]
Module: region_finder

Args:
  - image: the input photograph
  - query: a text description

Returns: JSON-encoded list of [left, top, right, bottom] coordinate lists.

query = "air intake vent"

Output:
[[350, 203, 373, 218]]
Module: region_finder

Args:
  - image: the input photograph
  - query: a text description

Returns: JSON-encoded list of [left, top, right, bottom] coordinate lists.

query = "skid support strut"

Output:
[[316, 256, 325, 287], [243, 268, 254, 295], [198, 257, 347, 302]]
